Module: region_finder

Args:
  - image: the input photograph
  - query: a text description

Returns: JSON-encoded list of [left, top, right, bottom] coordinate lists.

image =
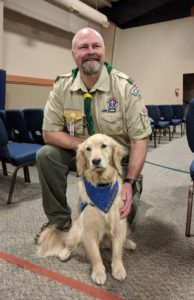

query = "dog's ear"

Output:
[[76, 144, 86, 175], [112, 142, 126, 172]]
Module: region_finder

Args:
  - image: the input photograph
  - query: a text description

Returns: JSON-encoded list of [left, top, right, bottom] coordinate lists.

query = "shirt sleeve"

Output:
[[43, 80, 65, 131]]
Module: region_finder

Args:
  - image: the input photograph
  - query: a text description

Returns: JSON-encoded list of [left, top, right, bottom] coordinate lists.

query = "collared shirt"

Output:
[[43, 65, 152, 149]]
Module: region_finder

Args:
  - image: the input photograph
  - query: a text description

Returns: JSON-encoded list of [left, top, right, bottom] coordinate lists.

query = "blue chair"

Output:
[[6, 109, 33, 143], [172, 104, 186, 135], [0, 118, 42, 204], [159, 105, 183, 138], [146, 105, 171, 145], [185, 99, 194, 236], [23, 108, 44, 145]]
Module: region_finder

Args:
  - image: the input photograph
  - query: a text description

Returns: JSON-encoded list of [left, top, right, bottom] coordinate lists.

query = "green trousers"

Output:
[[36, 145, 142, 228]]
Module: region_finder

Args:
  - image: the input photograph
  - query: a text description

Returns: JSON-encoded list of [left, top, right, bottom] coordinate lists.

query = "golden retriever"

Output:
[[37, 133, 136, 285]]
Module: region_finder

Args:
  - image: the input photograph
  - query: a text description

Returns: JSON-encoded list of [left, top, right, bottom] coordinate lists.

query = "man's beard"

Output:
[[81, 59, 101, 75]]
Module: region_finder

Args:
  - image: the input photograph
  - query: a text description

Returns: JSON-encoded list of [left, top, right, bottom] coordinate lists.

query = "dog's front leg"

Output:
[[111, 223, 127, 281], [84, 237, 106, 285]]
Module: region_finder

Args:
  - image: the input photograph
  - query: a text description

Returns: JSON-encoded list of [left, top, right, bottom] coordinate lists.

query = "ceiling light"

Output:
[[44, 0, 109, 28]]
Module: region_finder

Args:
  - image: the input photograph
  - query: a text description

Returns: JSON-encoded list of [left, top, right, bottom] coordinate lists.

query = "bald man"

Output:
[[35, 28, 151, 243]]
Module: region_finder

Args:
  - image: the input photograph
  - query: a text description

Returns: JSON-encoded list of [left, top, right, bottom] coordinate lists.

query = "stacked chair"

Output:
[[23, 108, 44, 145], [146, 105, 171, 147], [171, 104, 186, 135], [185, 99, 194, 237], [158, 105, 183, 138], [6, 109, 33, 143], [0, 108, 44, 204]]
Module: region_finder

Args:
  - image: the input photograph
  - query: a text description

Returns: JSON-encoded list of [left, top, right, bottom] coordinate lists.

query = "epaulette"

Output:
[[127, 77, 134, 85], [54, 73, 72, 83], [112, 69, 133, 83]]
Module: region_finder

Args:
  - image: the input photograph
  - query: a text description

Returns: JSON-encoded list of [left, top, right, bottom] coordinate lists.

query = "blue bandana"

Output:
[[80, 176, 119, 213]]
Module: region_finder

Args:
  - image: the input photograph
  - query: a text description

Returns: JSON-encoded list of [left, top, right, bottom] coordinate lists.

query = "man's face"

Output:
[[72, 30, 105, 75]]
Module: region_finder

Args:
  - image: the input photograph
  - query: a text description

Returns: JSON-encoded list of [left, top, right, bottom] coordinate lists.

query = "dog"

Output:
[[37, 133, 136, 285]]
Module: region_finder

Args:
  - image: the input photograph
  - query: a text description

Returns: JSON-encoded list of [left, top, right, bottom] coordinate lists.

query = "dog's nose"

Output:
[[92, 158, 101, 166]]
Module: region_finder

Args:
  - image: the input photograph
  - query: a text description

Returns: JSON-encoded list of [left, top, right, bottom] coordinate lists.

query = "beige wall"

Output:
[[113, 17, 194, 105], [6, 84, 51, 109], [2, 3, 114, 109], [3, 2, 194, 109]]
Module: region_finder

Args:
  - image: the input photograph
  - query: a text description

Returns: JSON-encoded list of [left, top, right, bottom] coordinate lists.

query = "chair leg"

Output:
[[169, 127, 171, 141], [185, 180, 194, 237], [158, 129, 161, 144], [180, 123, 183, 136], [7, 163, 33, 204], [153, 129, 157, 148], [2, 161, 8, 176], [7, 165, 21, 205], [23, 166, 31, 183]]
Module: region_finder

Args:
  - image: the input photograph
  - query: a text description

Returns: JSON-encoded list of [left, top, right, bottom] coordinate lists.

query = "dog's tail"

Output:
[[37, 225, 67, 258]]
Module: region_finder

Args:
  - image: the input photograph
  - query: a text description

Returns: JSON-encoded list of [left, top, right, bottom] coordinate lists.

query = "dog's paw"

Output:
[[112, 261, 127, 281], [91, 265, 107, 285], [124, 238, 136, 251], [58, 247, 71, 261]]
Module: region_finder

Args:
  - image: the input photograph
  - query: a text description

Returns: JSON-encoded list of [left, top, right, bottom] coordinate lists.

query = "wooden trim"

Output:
[[191, 6, 194, 16], [6, 75, 54, 86]]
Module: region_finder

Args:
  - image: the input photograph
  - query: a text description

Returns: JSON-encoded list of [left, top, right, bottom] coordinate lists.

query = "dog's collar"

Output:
[[81, 176, 119, 213]]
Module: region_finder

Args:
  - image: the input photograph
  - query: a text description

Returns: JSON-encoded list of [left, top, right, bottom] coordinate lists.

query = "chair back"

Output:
[[159, 105, 173, 121], [171, 104, 184, 119], [0, 118, 8, 146], [0, 118, 11, 160], [23, 108, 44, 144], [5, 109, 33, 142], [0, 110, 13, 140], [146, 105, 161, 122], [186, 99, 194, 153]]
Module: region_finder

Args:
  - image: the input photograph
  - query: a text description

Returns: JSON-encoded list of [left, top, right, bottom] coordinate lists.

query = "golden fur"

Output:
[[37, 134, 136, 285]]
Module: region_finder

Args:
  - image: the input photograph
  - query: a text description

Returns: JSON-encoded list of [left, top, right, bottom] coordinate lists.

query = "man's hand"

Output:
[[120, 183, 133, 219]]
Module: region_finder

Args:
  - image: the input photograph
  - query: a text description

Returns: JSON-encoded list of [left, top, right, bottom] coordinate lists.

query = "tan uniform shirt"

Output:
[[43, 65, 152, 149]]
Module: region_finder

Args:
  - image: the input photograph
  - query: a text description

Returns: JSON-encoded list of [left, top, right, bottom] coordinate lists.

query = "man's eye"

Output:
[[86, 147, 91, 151], [101, 144, 107, 149]]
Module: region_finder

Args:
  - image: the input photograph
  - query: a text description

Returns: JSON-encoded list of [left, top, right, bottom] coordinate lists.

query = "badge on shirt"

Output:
[[106, 96, 118, 113], [64, 109, 84, 136], [131, 83, 140, 97]]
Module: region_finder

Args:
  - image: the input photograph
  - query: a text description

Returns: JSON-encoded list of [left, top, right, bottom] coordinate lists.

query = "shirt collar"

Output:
[[70, 65, 110, 93]]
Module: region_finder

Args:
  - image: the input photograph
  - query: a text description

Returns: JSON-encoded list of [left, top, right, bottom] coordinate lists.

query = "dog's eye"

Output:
[[86, 147, 91, 151], [101, 144, 107, 149]]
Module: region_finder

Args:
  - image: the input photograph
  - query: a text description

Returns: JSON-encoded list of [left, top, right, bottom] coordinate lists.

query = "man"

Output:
[[35, 27, 152, 240]]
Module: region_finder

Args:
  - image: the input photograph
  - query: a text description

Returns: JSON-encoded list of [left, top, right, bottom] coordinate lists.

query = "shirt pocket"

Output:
[[100, 112, 124, 135], [140, 112, 151, 129]]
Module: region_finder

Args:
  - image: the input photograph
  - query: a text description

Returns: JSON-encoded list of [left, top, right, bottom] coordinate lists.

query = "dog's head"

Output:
[[76, 134, 126, 176]]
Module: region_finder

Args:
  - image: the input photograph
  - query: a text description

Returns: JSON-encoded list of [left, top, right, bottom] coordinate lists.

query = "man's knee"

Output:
[[36, 145, 62, 167]]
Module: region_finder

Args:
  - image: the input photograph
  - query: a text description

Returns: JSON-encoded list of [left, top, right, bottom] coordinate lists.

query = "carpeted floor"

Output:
[[0, 129, 194, 300]]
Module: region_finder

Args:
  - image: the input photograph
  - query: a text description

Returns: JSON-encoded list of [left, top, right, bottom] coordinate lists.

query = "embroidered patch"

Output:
[[131, 84, 140, 97], [106, 97, 118, 113]]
